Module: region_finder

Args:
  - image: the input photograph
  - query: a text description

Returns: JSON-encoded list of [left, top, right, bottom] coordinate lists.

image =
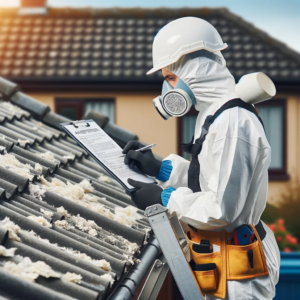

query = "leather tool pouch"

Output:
[[187, 225, 269, 299], [193, 263, 218, 292]]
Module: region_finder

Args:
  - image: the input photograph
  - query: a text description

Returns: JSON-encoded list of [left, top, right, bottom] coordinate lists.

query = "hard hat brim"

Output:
[[146, 43, 228, 75]]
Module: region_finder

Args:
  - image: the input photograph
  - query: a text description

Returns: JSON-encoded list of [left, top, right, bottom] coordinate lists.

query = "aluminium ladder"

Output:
[[139, 204, 204, 300]]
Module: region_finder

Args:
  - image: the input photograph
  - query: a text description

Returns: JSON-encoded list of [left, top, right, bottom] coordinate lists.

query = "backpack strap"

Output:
[[186, 98, 264, 193]]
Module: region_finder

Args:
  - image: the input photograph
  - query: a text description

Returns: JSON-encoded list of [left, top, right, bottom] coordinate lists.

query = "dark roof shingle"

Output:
[[0, 7, 299, 85]]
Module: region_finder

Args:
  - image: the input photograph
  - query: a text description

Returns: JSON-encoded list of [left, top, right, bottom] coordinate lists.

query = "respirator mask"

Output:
[[153, 78, 196, 120]]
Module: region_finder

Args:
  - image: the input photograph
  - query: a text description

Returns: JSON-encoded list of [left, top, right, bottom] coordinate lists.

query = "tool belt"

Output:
[[186, 221, 269, 299]]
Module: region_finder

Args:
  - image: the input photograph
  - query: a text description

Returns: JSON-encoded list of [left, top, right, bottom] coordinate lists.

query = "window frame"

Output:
[[177, 99, 288, 181], [55, 97, 115, 122], [255, 99, 288, 181]]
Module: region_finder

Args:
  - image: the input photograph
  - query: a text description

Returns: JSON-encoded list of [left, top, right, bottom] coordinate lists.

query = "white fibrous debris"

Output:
[[3, 257, 60, 282], [71, 252, 111, 271], [37, 151, 59, 163], [39, 177, 141, 226], [92, 259, 112, 271], [88, 228, 98, 236], [106, 236, 117, 244], [24, 260, 60, 279], [18, 139, 31, 146], [0, 217, 21, 241], [0, 145, 6, 153], [70, 215, 99, 236], [40, 208, 53, 218], [78, 179, 94, 193], [98, 175, 111, 183], [105, 234, 139, 256], [4, 261, 38, 282], [56, 206, 70, 218], [35, 163, 43, 172], [20, 228, 114, 272], [100, 273, 115, 285], [63, 155, 75, 160], [144, 228, 152, 243], [123, 254, 134, 265], [126, 242, 140, 255], [0, 153, 33, 180], [114, 206, 142, 226], [62, 272, 82, 283], [29, 183, 46, 200], [54, 220, 74, 230], [26, 230, 38, 236], [0, 245, 17, 257], [27, 216, 52, 228]]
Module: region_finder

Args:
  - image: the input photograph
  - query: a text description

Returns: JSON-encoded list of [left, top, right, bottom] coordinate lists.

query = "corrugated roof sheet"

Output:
[[0, 7, 299, 84], [0, 77, 155, 300]]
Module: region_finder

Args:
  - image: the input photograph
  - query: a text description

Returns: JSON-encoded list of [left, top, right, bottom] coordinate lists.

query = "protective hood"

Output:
[[165, 50, 239, 138]]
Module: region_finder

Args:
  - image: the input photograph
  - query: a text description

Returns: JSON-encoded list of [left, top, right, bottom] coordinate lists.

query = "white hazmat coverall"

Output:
[[157, 52, 280, 300]]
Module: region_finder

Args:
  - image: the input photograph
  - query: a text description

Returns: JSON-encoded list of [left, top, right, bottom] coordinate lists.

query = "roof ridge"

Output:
[[222, 9, 300, 64], [0, 6, 228, 16]]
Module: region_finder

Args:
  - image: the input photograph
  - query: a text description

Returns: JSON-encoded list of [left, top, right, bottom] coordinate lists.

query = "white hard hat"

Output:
[[147, 17, 228, 75]]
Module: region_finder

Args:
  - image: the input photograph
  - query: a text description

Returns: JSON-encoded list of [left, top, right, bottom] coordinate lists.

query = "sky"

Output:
[[1, 0, 300, 53]]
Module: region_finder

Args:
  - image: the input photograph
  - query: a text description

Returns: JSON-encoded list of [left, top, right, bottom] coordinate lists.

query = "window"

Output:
[[256, 99, 287, 179], [178, 100, 287, 180], [55, 98, 115, 123]]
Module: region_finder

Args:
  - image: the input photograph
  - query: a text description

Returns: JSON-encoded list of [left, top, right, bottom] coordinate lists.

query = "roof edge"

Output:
[[222, 9, 300, 64], [0, 6, 229, 18]]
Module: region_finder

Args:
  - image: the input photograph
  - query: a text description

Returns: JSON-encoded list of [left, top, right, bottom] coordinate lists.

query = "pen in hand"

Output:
[[119, 143, 156, 158]]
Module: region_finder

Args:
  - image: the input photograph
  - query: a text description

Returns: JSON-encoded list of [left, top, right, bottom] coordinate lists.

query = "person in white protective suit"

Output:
[[124, 17, 280, 300]]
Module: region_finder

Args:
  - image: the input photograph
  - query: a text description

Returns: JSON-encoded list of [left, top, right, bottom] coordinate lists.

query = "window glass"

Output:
[[60, 107, 77, 120], [84, 101, 115, 123], [257, 105, 283, 169]]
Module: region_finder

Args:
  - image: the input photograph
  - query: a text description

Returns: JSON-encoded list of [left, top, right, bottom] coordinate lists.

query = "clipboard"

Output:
[[60, 119, 155, 192]]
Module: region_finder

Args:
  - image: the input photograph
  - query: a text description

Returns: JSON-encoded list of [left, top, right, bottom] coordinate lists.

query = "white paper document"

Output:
[[61, 120, 155, 190]]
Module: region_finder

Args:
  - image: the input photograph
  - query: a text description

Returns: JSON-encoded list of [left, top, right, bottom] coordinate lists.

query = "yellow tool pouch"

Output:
[[186, 224, 269, 299]]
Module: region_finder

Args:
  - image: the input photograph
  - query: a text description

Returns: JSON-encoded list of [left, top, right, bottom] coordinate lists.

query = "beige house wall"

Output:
[[268, 96, 300, 204], [27, 92, 300, 204], [26, 92, 178, 158]]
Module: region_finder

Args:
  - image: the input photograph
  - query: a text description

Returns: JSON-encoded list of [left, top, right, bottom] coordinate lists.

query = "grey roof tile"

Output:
[[42, 111, 71, 131], [0, 205, 122, 281], [0, 124, 35, 146], [0, 267, 76, 300], [0, 77, 157, 299], [0, 166, 29, 193], [11, 145, 58, 173], [41, 189, 144, 245], [0, 189, 5, 202], [18, 231, 114, 278], [0, 77, 20, 99], [0, 137, 13, 152], [3, 239, 111, 292], [35, 276, 100, 300], [10, 92, 50, 119]]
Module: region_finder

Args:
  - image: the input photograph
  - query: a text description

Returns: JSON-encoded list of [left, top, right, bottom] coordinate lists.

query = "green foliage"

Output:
[[261, 203, 280, 224], [277, 181, 300, 241]]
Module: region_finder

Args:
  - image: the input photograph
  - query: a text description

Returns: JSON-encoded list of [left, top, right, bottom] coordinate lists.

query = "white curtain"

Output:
[[258, 106, 283, 169], [84, 101, 115, 123]]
